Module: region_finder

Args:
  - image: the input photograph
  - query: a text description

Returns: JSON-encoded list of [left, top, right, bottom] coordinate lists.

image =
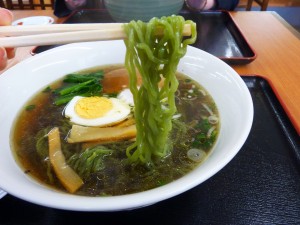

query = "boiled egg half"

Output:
[[117, 88, 134, 106], [64, 96, 131, 127]]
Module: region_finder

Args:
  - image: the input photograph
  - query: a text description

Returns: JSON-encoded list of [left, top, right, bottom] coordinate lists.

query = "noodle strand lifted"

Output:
[[124, 16, 197, 165]]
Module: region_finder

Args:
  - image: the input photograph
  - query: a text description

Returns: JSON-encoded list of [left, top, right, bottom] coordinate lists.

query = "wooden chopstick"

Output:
[[0, 23, 124, 36], [0, 29, 127, 47], [0, 24, 192, 48]]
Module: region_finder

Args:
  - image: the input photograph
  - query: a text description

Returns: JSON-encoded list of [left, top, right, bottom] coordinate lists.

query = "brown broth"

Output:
[[11, 65, 219, 196]]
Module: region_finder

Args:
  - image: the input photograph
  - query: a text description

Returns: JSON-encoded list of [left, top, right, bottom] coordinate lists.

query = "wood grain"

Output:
[[231, 11, 300, 134]]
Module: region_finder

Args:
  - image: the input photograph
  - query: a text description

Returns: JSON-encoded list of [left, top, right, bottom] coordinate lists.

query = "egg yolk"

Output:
[[75, 97, 113, 119]]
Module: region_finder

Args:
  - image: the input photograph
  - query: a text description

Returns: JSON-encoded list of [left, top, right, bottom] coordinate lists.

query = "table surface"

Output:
[[0, 9, 300, 223], [1, 9, 300, 135]]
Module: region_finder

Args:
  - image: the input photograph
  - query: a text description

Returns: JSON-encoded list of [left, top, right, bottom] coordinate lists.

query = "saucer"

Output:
[[12, 16, 54, 26]]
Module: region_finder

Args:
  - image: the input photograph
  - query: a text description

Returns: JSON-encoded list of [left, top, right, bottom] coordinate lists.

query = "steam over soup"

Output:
[[12, 65, 219, 196]]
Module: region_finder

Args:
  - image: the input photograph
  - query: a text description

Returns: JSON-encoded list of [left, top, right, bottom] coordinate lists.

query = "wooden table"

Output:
[[231, 11, 300, 135], [1, 10, 300, 134]]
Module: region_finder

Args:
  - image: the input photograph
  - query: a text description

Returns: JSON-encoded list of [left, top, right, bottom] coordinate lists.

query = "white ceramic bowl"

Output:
[[104, 0, 184, 22], [0, 41, 253, 211]]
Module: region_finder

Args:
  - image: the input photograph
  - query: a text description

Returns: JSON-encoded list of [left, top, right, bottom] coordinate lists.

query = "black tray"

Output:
[[1, 76, 299, 225], [181, 10, 256, 64], [32, 10, 256, 65]]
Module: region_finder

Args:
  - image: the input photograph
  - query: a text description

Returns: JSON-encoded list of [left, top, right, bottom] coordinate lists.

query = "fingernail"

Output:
[[6, 48, 15, 59], [0, 48, 8, 70]]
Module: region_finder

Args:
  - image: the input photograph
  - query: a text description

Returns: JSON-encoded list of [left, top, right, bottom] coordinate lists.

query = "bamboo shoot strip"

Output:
[[48, 127, 83, 193]]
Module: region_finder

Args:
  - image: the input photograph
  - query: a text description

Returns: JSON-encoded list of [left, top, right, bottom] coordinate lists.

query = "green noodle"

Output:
[[124, 16, 197, 165]]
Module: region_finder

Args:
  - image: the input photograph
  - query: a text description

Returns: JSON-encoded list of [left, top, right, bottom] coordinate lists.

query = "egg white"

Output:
[[117, 88, 134, 106], [64, 96, 131, 127]]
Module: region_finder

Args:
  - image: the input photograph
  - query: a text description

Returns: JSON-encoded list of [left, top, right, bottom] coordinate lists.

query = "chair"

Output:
[[4, 0, 54, 10], [246, 0, 270, 11], [0, 0, 5, 8]]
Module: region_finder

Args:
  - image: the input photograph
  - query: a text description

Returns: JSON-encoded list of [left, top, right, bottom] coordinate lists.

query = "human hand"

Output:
[[185, 0, 216, 11], [0, 8, 15, 70], [64, 0, 87, 10]]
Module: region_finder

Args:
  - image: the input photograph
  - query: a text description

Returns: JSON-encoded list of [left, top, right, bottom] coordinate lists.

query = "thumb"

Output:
[[0, 8, 13, 25]]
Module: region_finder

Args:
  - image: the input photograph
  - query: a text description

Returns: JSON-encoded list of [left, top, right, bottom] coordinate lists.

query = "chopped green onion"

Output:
[[25, 104, 36, 111]]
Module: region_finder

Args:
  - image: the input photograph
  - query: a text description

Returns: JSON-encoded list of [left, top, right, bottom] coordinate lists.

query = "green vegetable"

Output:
[[35, 128, 50, 159], [35, 127, 54, 183], [192, 119, 217, 150], [25, 104, 36, 111], [171, 118, 188, 145], [57, 79, 95, 96], [42, 86, 52, 93], [63, 71, 103, 83], [67, 145, 113, 179], [124, 16, 197, 165], [53, 71, 104, 106], [196, 118, 211, 132]]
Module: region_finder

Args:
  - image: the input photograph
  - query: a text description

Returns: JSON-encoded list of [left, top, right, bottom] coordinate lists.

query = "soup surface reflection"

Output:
[[12, 65, 219, 196]]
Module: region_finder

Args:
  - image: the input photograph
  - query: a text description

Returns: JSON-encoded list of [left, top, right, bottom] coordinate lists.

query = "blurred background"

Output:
[[1, 0, 299, 31], [237, 0, 300, 32]]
